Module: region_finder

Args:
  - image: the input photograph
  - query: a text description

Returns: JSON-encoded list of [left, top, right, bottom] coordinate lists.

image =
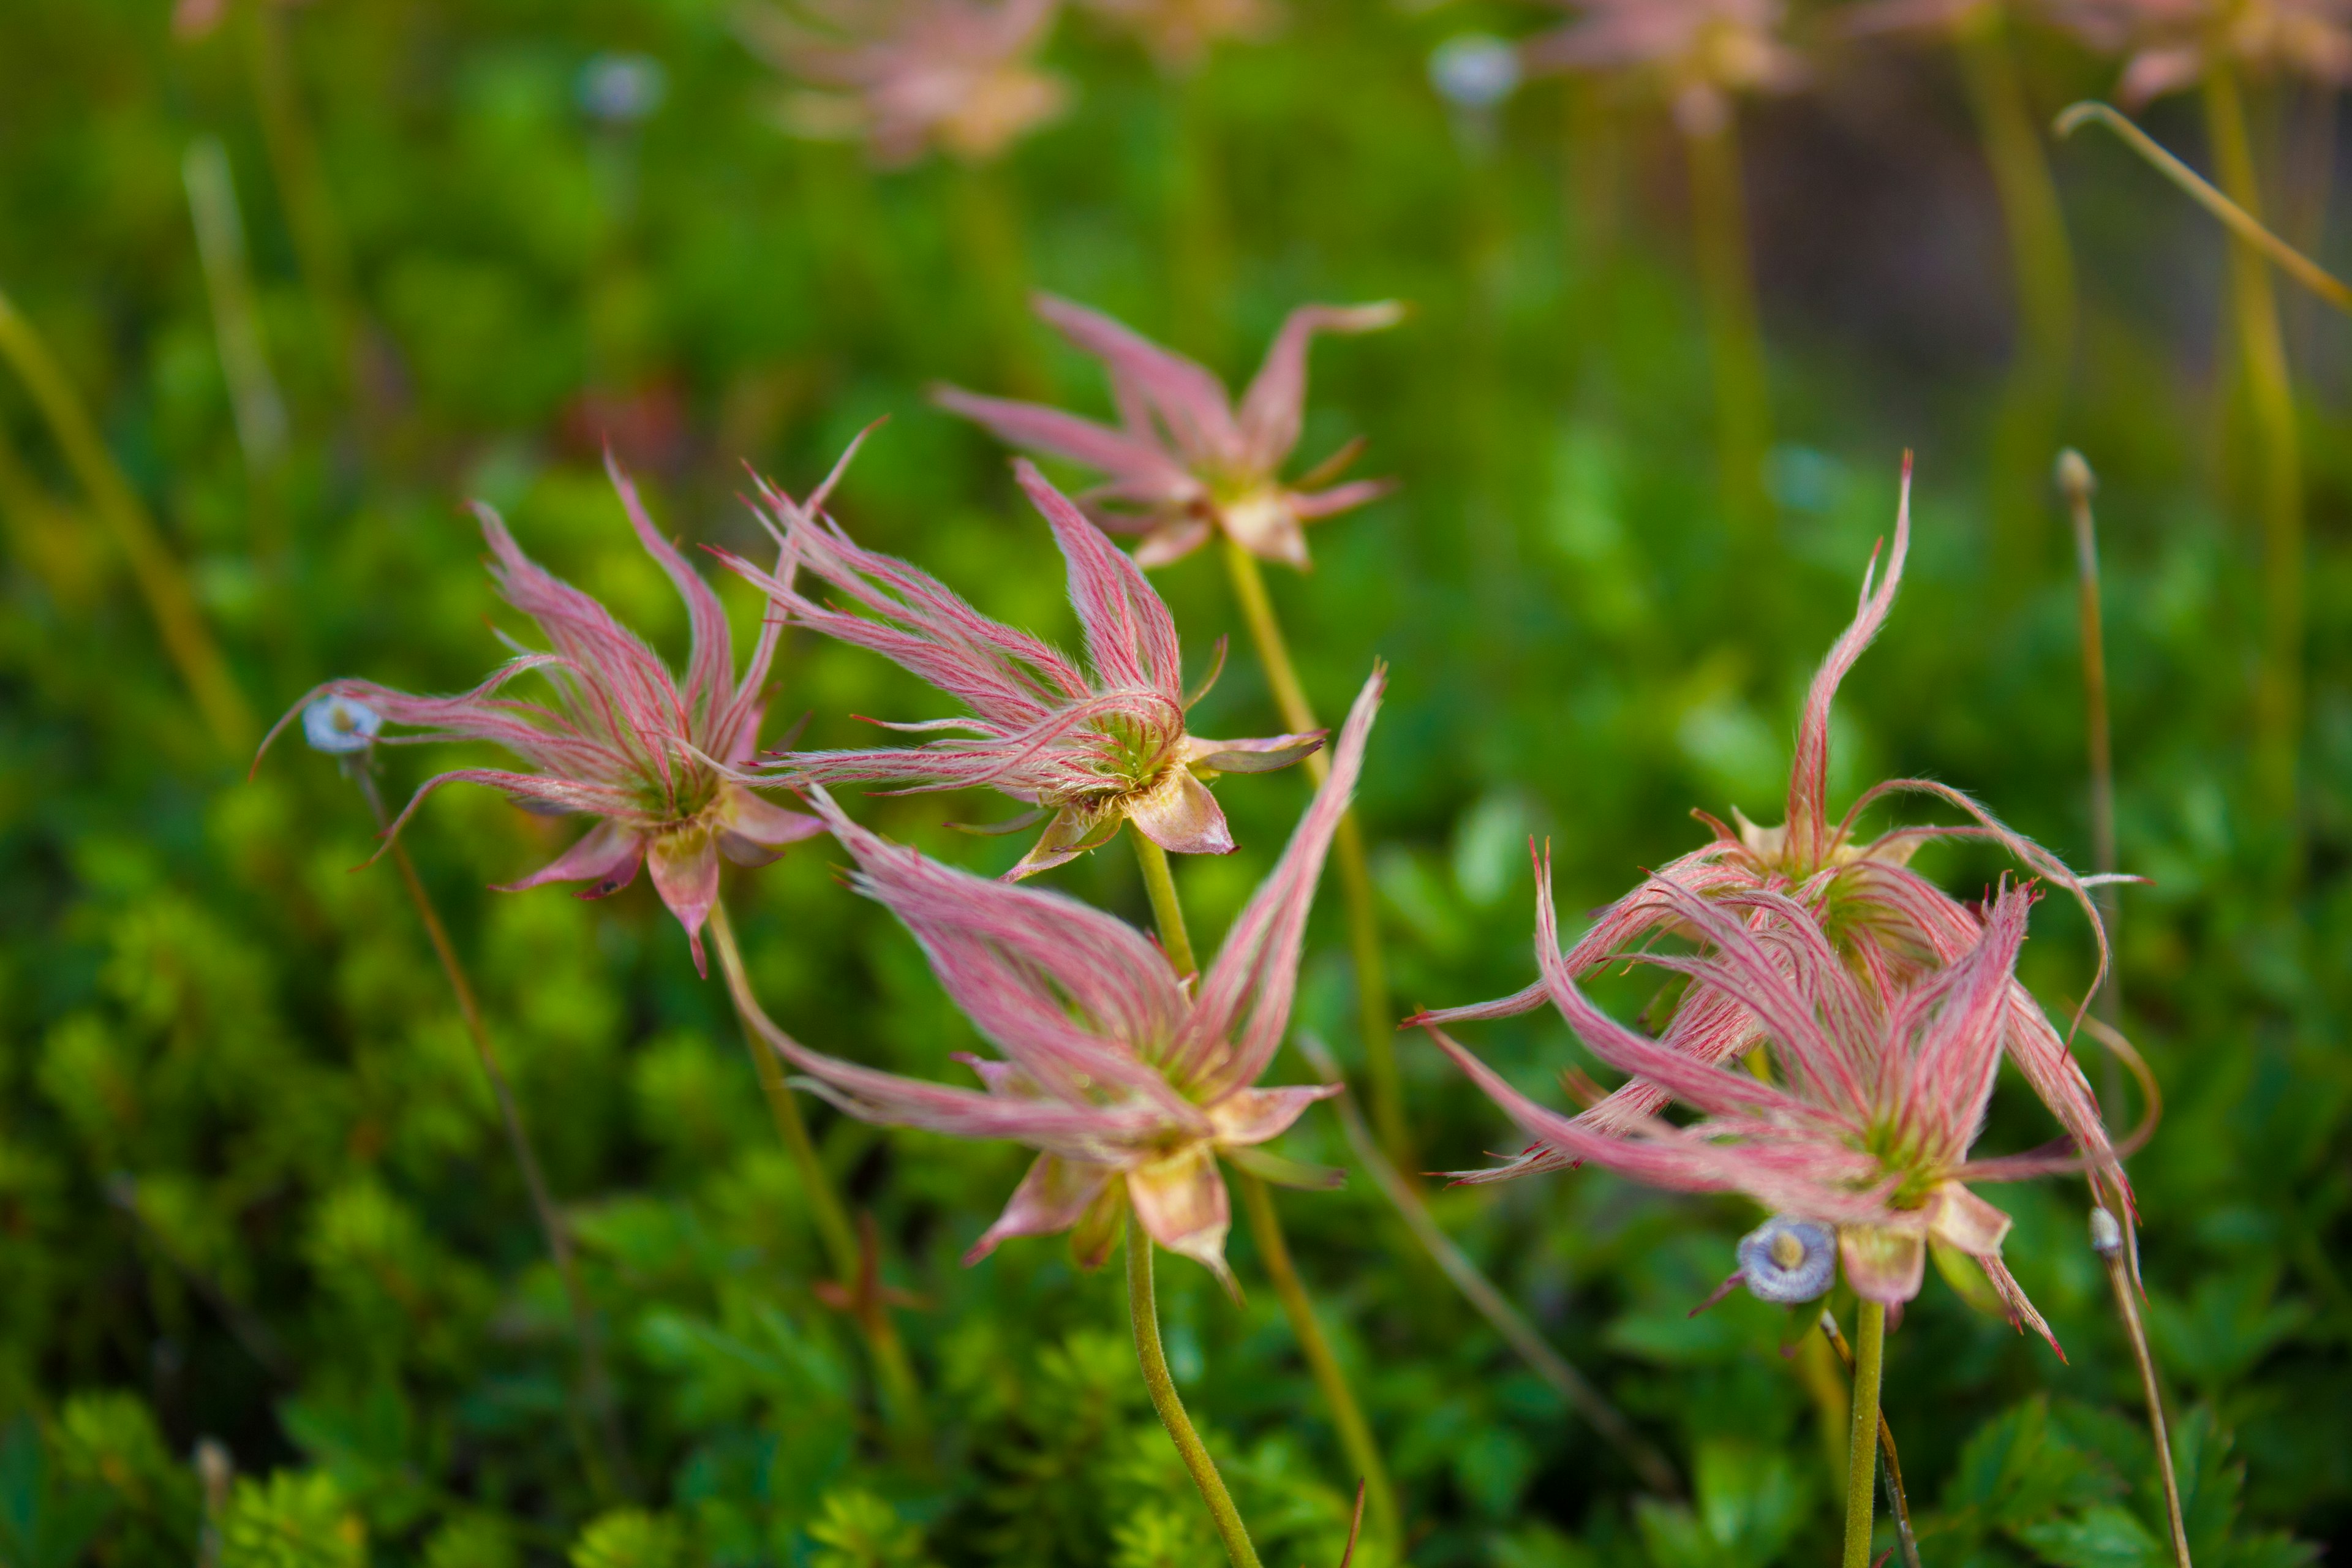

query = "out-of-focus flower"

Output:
[[1841, 0, 1997, 40], [173, 0, 309, 41], [578, 53, 671, 126], [730, 671, 1384, 1289], [718, 450, 1322, 880], [1520, 0, 1806, 137], [303, 695, 382, 755], [1430, 876, 2066, 1349], [1082, 0, 1275, 70], [261, 460, 822, 976], [934, 293, 1402, 570], [741, 0, 1069, 165], [1414, 458, 2131, 1218], [1430, 33, 1526, 110], [2045, 0, 2352, 101]]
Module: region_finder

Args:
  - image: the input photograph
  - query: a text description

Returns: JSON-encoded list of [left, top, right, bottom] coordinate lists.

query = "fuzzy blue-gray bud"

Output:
[[1737, 1215, 1836, 1303], [303, 695, 382, 755]]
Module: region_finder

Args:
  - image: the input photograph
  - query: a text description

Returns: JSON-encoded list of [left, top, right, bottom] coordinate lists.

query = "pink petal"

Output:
[[1133, 514, 1214, 568], [1923, 1182, 2011, 1256], [1208, 1084, 1341, 1147], [1032, 294, 1242, 466], [930, 385, 1197, 503], [965, 1153, 1117, 1264], [647, 829, 722, 977], [1125, 1144, 1235, 1294], [1234, 303, 1403, 477], [1182, 731, 1326, 774], [1125, 769, 1236, 857], [491, 820, 648, 898], [723, 786, 827, 846], [1289, 477, 1396, 522], [1839, 1224, 1928, 1305]]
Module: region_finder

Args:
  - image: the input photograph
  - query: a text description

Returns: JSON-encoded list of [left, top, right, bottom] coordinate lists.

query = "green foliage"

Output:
[[807, 1489, 938, 1568], [217, 1472, 366, 1568], [568, 1509, 683, 1568]]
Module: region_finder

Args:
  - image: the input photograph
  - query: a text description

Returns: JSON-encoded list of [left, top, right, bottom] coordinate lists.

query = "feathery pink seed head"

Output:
[[1519, 0, 1806, 137], [724, 444, 1319, 878], [932, 294, 1401, 569], [742, 670, 1384, 1286], [258, 467, 821, 977]]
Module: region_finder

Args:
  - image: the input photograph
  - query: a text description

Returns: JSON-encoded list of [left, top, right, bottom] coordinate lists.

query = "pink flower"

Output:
[[1414, 457, 2131, 1218], [1520, 0, 1806, 136], [933, 293, 1402, 569], [718, 451, 1323, 880], [1080, 0, 1276, 71], [741, 0, 1070, 165], [260, 459, 822, 976], [2045, 0, 2352, 101], [726, 671, 1385, 1289], [1428, 875, 2067, 1351]]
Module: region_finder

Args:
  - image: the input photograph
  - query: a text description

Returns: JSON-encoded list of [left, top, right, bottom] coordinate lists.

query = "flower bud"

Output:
[[303, 696, 382, 755], [1738, 1215, 1837, 1303]]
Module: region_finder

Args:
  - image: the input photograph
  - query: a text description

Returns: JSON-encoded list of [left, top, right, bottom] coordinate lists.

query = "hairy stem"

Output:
[[355, 772, 631, 1501], [1681, 113, 1774, 549], [1958, 10, 2076, 586], [1820, 1309, 1920, 1568], [1296, 1035, 1683, 1496], [1234, 1169, 1401, 1550], [2202, 68, 2304, 853], [0, 284, 254, 753], [1842, 1302, 1886, 1568], [1131, 828, 1396, 1543], [2095, 1210, 2192, 1568], [1219, 538, 1409, 1170], [1132, 834, 1199, 978], [707, 896, 930, 1455], [1128, 1221, 1264, 1568]]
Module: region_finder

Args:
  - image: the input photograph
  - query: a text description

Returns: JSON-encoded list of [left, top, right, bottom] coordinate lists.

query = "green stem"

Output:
[[1681, 113, 1774, 549], [1819, 1309, 1920, 1568], [707, 897, 930, 1456], [1234, 1171, 1400, 1548], [356, 771, 631, 1501], [0, 282, 255, 753], [2061, 452, 2128, 1114], [2094, 1213, 2192, 1568], [1218, 538, 1409, 1171], [1842, 1302, 1886, 1568], [1127, 1220, 1263, 1568], [1132, 834, 1199, 978], [2203, 67, 2304, 852], [1957, 9, 2077, 587]]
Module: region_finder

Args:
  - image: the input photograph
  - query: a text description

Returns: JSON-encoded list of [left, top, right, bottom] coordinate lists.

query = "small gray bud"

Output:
[[1738, 1215, 1837, 1303], [303, 695, 382, 755]]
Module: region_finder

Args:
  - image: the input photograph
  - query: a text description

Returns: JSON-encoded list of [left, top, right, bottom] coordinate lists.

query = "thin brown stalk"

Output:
[[355, 770, 633, 1501], [1295, 1034, 1683, 1497], [707, 896, 931, 1457], [2094, 1207, 2192, 1568], [0, 283, 255, 752], [1219, 539, 1411, 1171], [1819, 1309, 1920, 1568]]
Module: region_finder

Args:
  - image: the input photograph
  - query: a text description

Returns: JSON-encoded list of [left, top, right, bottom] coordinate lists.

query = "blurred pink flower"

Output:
[[1414, 456, 2132, 1218], [729, 671, 1385, 1288], [2045, 0, 2352, 100], [1081, 0, 1276, 70], [1430, 876, 2065, 1349], [934, 293, 1402, 569], [741, 0, 1070, 165], [1520, 0, 1806, 137], [718, 452, 1322, 880], [173, 0, 309, 41], [261, 459, 821, 976]]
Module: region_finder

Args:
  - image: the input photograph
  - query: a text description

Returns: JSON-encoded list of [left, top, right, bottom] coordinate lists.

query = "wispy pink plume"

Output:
[[1080, 0, 1276, 71], [1431, 873, 2067, 1353], [260, 458, 821, 976], [741, 0, 1070, 165], [722, 671, 1385, 1289], [933, 293, 1402, 569], [717, 448, 1322, 879], [2044, 0, 2351, 101], [1412, 456, 2132, 1226], [1519, 0, 1806, 136]]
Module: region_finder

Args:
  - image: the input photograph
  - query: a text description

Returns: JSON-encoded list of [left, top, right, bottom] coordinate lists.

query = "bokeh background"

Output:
[[3, 1, 2350, 1564]]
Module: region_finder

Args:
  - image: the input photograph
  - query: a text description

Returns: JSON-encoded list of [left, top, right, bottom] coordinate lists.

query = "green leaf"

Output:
[[2016, 1506, 2162, 1568]]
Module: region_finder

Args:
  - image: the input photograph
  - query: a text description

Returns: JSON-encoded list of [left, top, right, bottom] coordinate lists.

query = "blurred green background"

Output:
[[3, 0, 2349, 1564]]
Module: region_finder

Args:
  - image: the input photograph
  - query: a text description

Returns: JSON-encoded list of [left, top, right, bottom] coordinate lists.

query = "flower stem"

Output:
[[1681, 113, 1774, 550], [1218, 538, 1409, 1172], [1132, 834, 1199, 978], [354, 771, 631, 1502], [1819, 1309, 1920, 1568], [1957, 9, 2076, 588], [1233, 1171, 1400, 1550], [2061, 453, 2128, 1112], [0, 282, 254, 753], [2202, 67, 2304, 855], [1841, 1302, 1886, 1568], [2095, 1208, 2192, 1568], [1127, 1218, 1264, 1568], [707, 895, 930, 1457], [1131, 827, 1396, 1543]]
